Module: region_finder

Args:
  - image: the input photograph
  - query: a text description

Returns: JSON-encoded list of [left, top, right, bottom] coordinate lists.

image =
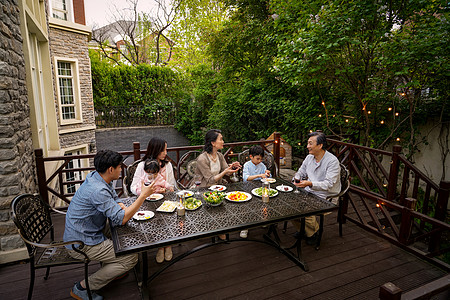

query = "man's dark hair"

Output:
[[249, 145, 265, 157], [143, 159, 160, 174], [204, 129, 222, 154], [94, 150, 123, 173], [308, 131, 327, 148]]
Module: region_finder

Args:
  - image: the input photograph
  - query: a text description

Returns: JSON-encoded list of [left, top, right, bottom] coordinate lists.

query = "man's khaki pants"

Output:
[[291, 216, 320, 237], [69, 239, 138, 290]]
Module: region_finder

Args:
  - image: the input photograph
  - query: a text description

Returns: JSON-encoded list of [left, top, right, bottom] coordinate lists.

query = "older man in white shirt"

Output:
[[293, 131, 341, 244]]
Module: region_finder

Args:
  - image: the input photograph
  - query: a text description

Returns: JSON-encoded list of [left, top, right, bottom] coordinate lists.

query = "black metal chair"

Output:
[[123, 159, 142, 196], [237, 148, 278, 180], [11, 194, 92, 300], [177, 151, 202, 189], [284, 163, 350, 249]]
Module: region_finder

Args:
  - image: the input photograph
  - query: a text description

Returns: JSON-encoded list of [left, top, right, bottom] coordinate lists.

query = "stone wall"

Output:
[[48, 26, 96, 150], [0, 0, 36, 254]]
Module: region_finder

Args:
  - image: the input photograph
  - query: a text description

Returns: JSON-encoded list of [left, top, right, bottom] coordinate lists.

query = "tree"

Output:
[[91, 0, 178, 66], [271, 0, 449, 153]]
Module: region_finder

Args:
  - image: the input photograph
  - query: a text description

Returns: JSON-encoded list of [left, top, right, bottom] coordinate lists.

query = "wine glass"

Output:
[[293, 173, 301, 193], [194, 175, 202, 196]]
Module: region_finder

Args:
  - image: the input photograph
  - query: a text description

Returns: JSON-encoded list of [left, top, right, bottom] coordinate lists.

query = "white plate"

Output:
[[146, 193, 164, 201], [276, 185, 293, 192], [262, 178, 276, 184], [133, 210, 154, 221], [176, 190, 194, 198], [156, 201, 178, 212], [225, 191, 252, 202], [209, 185, 227, 192], [251, 187, 279, 198]]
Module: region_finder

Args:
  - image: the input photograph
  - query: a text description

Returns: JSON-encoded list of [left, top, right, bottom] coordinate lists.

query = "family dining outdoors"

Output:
[[63, 129, 341, 300]]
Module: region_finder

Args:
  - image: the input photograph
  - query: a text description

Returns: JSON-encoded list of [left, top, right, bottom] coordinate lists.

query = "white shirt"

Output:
[[295, 151, 341, 200]]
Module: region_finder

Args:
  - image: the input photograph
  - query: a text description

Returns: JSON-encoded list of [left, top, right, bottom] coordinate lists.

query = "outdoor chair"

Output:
[[237, 148, 278, 180], [176, 150, 202, 189], [284, 163, 350, 249], [123, 159, 142, 196], [11, 194, 92, 300]]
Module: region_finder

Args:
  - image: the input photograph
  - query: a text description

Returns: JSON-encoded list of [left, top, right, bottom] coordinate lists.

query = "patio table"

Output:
[[110, 179, 337, 297]]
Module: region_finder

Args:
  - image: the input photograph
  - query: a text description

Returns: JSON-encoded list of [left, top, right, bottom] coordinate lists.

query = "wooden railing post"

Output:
[[387, 145, 402, 202], [273, 132, 281, 177], [398, 197, 416, 245], [379, 282, 402, 300], [133, 142, 141, 161], [429, 180, 450, 253], [34, 148, 49, 204]]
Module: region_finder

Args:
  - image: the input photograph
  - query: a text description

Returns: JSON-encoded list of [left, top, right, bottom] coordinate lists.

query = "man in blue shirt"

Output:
[[64, 150, 155, 300]]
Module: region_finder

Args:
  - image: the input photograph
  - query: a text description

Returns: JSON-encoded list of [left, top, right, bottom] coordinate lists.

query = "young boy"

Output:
[[240, 145, 271, 238], [242, 145, 271, 182]]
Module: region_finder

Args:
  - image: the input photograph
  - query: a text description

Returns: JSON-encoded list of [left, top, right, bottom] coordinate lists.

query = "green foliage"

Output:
[[90, 54, 186, 108]]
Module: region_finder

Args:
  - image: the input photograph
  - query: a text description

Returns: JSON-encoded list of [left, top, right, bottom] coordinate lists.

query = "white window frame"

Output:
[[63, 144, 89, 197], [54, 57, 83, 125], [49, 0, 74, 22]]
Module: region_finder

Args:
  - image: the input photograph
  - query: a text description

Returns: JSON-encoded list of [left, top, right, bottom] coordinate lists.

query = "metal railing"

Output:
[[94, 105, 175, 128]]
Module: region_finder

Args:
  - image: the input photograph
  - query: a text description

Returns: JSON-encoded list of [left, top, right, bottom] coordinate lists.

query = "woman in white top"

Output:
[[195, 129, 241, 188], [130, 137, 176, 263]]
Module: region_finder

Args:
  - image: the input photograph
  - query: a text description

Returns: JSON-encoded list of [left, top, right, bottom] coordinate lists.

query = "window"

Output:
[[52, 0, 69, 21], [55, 57, 82, 124]]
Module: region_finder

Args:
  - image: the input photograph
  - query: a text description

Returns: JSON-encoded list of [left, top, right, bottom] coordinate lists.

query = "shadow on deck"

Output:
[[0, 210, 448, 300]]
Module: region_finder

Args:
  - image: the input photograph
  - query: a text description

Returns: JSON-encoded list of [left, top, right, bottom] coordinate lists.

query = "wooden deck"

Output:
[[1, 211, 448, 300]]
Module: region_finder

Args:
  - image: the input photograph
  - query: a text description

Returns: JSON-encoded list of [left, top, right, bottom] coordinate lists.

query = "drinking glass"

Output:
[[194, 175, 202, 196], [293, 173, 301, 193]]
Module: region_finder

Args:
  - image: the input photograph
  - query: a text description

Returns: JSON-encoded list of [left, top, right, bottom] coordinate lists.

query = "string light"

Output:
[[345, 119, 349, 123], [298, 142, 301, 146], [396, 137, 400, 141], [388, 107, 392, 111], [309, 130, 313, 133], [380, 120, 384, 124], [318, 114, 322, 117], [395, 112, 399, 116], [321, 101, 325, 106], [333, 114, 336, 117], [376, 203, 380, 208], [400, 92, 406, 96], [368, 111, 371, 114]]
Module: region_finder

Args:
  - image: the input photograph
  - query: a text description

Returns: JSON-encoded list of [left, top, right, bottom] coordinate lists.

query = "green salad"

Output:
[[203, 191, 226, 205], [184, 197, 202, 210], [254, 187, 278, 197]]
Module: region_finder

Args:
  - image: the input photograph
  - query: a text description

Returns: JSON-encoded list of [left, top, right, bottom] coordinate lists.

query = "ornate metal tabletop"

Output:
[[111, 179, 337, 255]]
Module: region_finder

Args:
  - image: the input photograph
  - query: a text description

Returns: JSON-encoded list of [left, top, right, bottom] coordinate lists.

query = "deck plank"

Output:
[[0, 211, 447, 300]]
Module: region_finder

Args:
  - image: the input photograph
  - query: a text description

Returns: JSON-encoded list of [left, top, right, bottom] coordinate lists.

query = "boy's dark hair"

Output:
[[204, 129, 222, 154], [143, 159, 160, 174], [308, 131, 327, 148], [142, 137, 168, 168], [94, 150, 123, 173], [249, 145, 265, 157]]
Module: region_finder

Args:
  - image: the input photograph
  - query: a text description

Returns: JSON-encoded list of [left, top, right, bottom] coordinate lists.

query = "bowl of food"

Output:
[[203, 191, 226, 206]]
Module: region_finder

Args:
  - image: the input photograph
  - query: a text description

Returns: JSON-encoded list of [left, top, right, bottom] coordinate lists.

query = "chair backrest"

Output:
[[237, 149, 278, 179], [124, 159, 142, 196], [11, 194, 53, 256], [338, 163, 350, 197], [177, 151, 202, 189]]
